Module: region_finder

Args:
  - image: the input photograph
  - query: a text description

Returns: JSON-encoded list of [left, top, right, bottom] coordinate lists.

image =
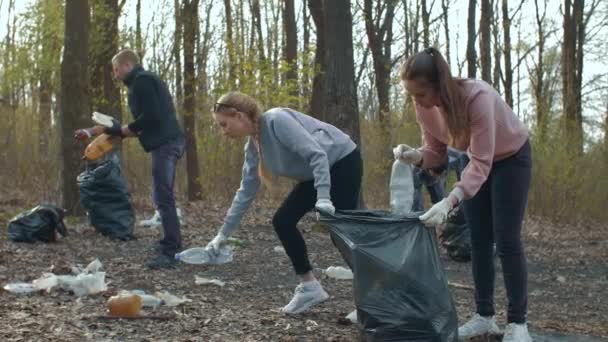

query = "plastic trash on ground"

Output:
[[324, 266, 353, 280], [122, 290, 164, 308], [155, 291, 191, 307], [320, 210, 458, 342], [194, 275, 225, 287], [175, 246, 233, 265], [107, 293, 142, 317], [3, 259, 107, 297], [273, 246, 286, 254]]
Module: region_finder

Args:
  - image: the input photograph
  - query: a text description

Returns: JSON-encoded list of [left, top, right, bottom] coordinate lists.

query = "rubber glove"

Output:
[[315, 198, 335, 215], [206, 231, 227, 256], [393, 144, 422, 164]]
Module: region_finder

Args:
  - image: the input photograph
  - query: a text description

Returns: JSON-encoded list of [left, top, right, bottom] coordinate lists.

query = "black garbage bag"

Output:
[[77, 159, 134, 240], [321, 210, 458, 342], [439, 209, 471, 262], [8, 204, 68, 243]]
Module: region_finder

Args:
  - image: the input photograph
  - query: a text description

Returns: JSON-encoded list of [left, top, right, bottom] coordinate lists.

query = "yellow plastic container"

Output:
[[83, 134, 119, 161], [107, 294, 142, 317]]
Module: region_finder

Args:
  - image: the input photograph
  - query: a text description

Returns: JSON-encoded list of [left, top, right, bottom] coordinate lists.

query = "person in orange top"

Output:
[[394, 47, 532, 342]]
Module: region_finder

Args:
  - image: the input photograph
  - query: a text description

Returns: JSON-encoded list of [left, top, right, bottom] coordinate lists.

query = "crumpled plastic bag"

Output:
[[4, 259, 107, 297]]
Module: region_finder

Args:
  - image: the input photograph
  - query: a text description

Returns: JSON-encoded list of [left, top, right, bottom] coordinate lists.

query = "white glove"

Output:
[[206, 232, 227, 256], [315, 198, 335, 215], [419, 187, 464, 226], [393, 144, 422, 164]]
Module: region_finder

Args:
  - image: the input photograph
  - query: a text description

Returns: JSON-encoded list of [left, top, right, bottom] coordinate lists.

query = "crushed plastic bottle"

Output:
[[107, 293, 142, 317], [389, 159, 415, 215], [324, 266, 354, 280], [122, 290, 163, 308], [3, 282, 38, 294], [175, 246, 233, 265]]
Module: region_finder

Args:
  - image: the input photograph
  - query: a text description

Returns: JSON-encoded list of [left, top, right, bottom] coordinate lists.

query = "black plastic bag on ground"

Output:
[[321, 210, 458, 342], [8, 205, 68, 243], [77, 158, 134, 240], [438, 209, 471, 262]]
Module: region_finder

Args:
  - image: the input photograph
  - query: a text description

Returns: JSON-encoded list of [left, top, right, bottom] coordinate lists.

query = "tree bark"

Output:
[[562, 0, 584, 154], [479, 0, 492, 83], [90, 0, 122, 120], [135, 0, 144, 61], [466, 0, 477, 78], [364, 0, 395, 129], [502, 0, 513, 107], [441, 0, 451, 65], [421, 0, 430, 47], [283, 0, 298, 102], [182, 0, 203, 200], [60, 0, 90, 215], [224, 0, 236, 84], [308, 0, 325, 119], [321, 0, 360, 145]]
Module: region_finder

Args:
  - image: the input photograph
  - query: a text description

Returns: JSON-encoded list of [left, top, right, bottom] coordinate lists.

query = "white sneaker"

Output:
[[345, 309, 357, 323], [280, 281, 329, 314], [458, 313, 501, 339], [502, 323, 532, 342], [139, 209, 184, 228]]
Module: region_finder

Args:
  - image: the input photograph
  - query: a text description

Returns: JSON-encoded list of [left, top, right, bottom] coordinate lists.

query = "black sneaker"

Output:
[[151, 240, 182, 254], [144, 252, 178, 269]]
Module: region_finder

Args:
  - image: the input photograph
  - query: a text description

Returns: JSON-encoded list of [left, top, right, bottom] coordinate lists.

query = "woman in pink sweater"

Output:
[[394, 47, 532, 342]]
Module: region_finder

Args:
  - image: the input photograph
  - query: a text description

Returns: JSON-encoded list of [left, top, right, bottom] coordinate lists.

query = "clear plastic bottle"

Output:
[[175, 246, 233, 265], [389, 159, 415, 215]]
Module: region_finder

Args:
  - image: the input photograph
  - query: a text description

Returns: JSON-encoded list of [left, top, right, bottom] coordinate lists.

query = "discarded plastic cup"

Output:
[[107, 294, 142, 317]]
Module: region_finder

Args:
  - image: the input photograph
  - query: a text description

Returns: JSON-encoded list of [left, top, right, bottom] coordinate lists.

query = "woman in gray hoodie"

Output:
[[206, 91, 363, 314]]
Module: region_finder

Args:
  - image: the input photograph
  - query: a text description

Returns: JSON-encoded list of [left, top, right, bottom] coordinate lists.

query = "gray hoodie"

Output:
[[220, 108, 357, 237]]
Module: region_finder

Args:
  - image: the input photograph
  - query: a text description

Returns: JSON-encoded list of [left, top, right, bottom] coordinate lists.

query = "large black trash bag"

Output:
[[439, 209, 471, 262], [321, 210, 458, 342], [77, 158, 134, 240], [8, 204, 68, 243]]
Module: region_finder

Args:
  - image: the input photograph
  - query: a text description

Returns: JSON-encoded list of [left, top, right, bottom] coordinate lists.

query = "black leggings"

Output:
[[463, 140, 532, 324], [272, 148, 363, 275]]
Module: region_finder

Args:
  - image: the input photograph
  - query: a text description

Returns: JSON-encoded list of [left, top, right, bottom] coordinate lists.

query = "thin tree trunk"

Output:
[[421, 0, 430, 47], [441, 0, 451, 65], [502, 0, 513, 107], [182, 0, 203, 200], [301, 0, 310, 102], [479, 0, 492, 83], [492, 1, 501, 90], [467, 0, 477, 78], [174, 0, 183, 109], [135, 0, 144, 61], [308, 0, 325, 119], [224, 0, 236, 84], [283, 0, 297, 103], [61, 0, 90, 215]]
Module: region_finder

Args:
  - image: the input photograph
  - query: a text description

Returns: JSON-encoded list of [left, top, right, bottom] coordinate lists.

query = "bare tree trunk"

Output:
[[174, 0, 183, 109], [322, 0, 360, 145], [502, 0, 513, 107], [364, 0, 395, 129], [308, 0, 325, 119], [492, 1, 501, 90], [533, 0, 547, 135], [467, 0, 477, 78], [283, 0, 298, 103], [421, 0, 430, 47], [479, 0, 492, 83], [224, 0, 236, 84], [251, 0, 265, 61], [90, 0, 122, 120], [441, 0, 451, 65], [135, 0, 144, 61], [301, 0, 310, 102], [61, 0, 90, 215], [562, 0, 584, 154], [182, 0, 203, 200]]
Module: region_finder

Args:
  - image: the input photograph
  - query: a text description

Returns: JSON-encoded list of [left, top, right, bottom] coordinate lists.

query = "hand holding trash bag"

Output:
[[419, 189, 463, 227], [315, 198, 335, 215]]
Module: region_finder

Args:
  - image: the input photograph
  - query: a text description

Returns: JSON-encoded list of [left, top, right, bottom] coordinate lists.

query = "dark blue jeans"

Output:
[[463, 140, 531, 324], [151, 136, 185, 253]]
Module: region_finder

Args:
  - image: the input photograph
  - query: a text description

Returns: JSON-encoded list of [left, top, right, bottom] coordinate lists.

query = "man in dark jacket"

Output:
[[76, 49, 186, 269]]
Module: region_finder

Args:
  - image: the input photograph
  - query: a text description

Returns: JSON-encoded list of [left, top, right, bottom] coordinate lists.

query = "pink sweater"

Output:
[[416, 80, 528, 200]]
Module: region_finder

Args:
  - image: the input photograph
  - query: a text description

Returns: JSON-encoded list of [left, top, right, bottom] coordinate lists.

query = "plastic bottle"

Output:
[[107, 293, 142, 317], [324, 266, 353, 280], [175, 246, 233, 265], [83, 133, 119, 161], [389, 159, 415, 215]]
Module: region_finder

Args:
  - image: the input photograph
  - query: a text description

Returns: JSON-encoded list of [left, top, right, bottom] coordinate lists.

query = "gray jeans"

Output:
[[151, 136, 185, 252]]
